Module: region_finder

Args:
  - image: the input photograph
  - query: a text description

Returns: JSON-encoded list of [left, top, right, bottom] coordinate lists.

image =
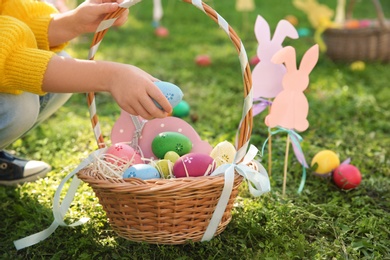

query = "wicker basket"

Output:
[[323, 0, 390, 62], [77, 0, 254, 245]]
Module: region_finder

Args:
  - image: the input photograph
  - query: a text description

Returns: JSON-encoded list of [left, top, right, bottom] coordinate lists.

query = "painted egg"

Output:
[[151, 132, 192, 159], [155, 26, 169, 37], [154, 81, 183, 110], [164, 151, 180, 163], [297, 27, 311, 37], [195, 54, 211, 67], [332, 164, 362, 190], [105, 143, 143, 166], [173, 153, 216, 178], [311, 150, 340, 175], [154, 159, 173, 178], [284, 14, 299, 26], [359, 19, 371, 28], [123, 164, 161, 180], [210, 141, 236, 167], [344, 19, 360, 29], [172, 100, 190, 118]]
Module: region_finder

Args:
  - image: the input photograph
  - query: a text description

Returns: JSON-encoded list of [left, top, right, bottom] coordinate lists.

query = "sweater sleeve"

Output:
[[0, 16, 55, 95], [1, 0, 68, 52]]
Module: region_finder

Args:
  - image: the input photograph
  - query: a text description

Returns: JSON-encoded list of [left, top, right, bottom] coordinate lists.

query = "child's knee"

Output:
[[0, 93, 39, 147]]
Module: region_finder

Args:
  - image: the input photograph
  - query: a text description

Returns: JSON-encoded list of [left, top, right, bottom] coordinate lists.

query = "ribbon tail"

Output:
[[289, 134, 308, 168], [297, 167, 307, 194], [201, 165, 235, 241], [252, 103, 268, 117], [252, 98, 272, 117], [240, 144, 259, 165], [289, 133, 308, 194], [341, 158, 351, 165], [13, 221, 59, 250], [14, 149, 105, 250]]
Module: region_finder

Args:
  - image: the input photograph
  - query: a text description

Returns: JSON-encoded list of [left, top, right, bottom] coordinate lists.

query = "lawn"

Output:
[[1, 0, 389, 259]]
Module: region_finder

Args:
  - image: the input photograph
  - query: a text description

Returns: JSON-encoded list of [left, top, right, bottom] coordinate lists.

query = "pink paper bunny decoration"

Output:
[[252, 15, 299, 99], [265, 44, 319, 132]]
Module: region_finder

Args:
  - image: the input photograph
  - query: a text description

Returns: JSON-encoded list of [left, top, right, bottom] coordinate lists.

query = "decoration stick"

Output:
[[282, 135, 290, 196], [268, 101, 272, 176]]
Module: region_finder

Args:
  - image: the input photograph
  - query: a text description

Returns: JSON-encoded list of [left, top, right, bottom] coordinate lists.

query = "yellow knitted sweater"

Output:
[[0, 0, 67, 95]]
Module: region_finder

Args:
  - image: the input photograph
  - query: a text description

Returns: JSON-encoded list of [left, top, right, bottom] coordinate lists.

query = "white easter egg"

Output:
[[210, 141, 236, 167]]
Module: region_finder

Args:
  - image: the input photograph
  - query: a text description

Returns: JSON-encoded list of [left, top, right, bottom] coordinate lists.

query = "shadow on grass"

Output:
[[0, 183, 115, 258], [0, 185, 54, 256]]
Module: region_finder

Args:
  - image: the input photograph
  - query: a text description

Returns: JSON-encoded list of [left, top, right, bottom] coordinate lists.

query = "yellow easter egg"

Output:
[[311, 150, 340, 174], [350, 61, 365, 71], [164, 151, 180, 163], [210, 141, 236, 167], [154, 159, 173, 178]]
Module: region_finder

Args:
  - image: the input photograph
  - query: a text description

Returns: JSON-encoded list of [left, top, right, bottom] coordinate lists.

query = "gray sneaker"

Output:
[[0, 151, 51, 186]]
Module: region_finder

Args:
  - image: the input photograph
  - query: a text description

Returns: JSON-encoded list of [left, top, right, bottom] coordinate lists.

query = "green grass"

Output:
[[1, 0, 390, 259]]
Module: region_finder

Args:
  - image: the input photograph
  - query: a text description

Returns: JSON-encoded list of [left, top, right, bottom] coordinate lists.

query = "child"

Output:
[[0, 0, 172, 185]]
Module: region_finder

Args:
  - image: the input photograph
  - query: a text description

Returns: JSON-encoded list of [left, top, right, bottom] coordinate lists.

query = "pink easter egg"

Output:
[[195, 55, 211, 67], [250, 55, 260, 66], [359, 19, 371, 28], [105, 143, 143, 166], [173, 153, 216, 178], [155, 26, 169, 37]]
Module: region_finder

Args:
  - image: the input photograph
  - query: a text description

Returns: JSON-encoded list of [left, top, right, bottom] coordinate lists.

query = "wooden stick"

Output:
[[268, 132, 272, 176], [268, 100, 272, 176], [282, 135, 290, 196]]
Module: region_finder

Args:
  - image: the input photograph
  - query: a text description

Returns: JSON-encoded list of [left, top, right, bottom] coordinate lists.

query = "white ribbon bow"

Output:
[[201, 144, 270, 241]]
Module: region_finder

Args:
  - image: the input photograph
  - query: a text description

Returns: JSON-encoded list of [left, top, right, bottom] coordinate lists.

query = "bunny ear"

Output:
[[271, 46, 297, 72], [254, 15, 271, 44], [272, 19, 299, 46], [298, 44, 319, 74]]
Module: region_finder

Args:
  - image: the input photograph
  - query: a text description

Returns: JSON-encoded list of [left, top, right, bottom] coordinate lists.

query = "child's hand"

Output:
[[73, 0, 129, 34], [43, 57, 172, 120], [108, 64, 172, 120], [48, 0, 129, 47]]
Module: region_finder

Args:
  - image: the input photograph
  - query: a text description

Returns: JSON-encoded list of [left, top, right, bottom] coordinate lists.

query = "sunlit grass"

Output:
[[1, 0, 389, 259]]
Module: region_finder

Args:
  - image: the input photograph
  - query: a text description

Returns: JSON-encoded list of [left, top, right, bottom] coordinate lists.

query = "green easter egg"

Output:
[[151, 132, 192, 159], [172, 100, 190, 118], [164, 151, 180, 163]]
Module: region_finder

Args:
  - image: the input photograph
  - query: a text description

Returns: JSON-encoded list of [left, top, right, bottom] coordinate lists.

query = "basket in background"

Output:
[[323, 0, 390, 62]]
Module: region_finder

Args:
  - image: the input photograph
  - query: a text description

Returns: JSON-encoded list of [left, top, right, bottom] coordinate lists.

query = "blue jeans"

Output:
[[0, 51, 72, 150]]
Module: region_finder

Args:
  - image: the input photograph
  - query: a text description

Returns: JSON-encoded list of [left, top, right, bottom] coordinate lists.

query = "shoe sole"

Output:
[[0, 167, 51, 186]]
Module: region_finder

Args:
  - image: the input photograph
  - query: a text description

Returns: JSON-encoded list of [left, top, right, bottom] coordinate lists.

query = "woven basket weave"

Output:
[[77, 0, 253, 245], [323, 0, 390, 62]]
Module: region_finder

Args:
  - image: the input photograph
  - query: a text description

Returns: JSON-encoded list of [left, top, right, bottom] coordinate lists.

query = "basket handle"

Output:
[[346, 0, 388, 30], [87, 0, 253, 161]]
